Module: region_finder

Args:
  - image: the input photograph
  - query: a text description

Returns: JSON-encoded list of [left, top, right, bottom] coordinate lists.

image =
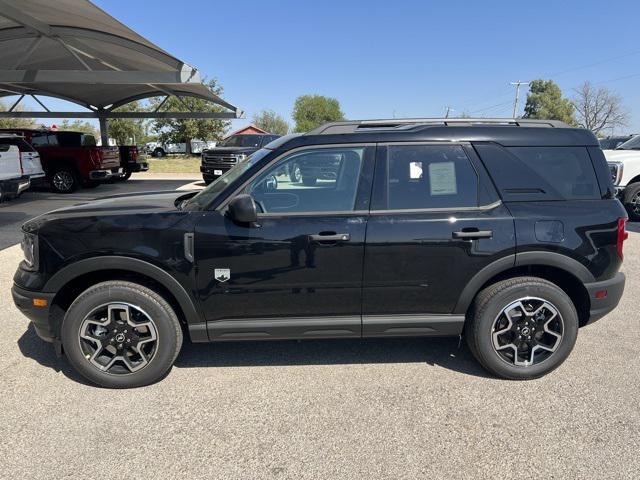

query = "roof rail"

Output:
[[308, 118, 571, 135]]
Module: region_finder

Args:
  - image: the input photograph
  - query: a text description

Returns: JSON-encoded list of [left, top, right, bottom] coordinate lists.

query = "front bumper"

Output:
[[11, 284, 56, 342], [584, 272, 625, 325], [200, 165, 231, 178]]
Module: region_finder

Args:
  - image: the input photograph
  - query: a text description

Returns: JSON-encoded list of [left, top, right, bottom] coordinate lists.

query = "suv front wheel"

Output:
[[466, 277, 578, 380], [61, 281, 183, 388]]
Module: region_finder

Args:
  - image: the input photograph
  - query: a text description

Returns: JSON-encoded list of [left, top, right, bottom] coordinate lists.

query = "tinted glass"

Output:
[[507, 147, 599, 200], [261, 135, 280, 146], [0, 144, 9, 152], [31, 133, 53, 147], [221, 135, 262, 148], [617, 135, 640, 150], [247, 147, 364, 213], [387, 145, 478, 209]]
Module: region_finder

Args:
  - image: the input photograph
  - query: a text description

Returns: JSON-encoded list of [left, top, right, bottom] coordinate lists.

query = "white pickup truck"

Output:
[[146, 140, 217, 157], [0, 144, 30, 201], [604, 135, 640, 220]]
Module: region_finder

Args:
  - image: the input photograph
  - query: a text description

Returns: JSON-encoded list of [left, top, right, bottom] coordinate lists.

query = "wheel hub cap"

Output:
[[78, 303, 158, 375], [491, 297, 564, 367]]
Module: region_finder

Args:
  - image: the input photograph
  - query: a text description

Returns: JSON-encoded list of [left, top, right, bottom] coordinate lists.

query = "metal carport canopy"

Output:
[[0, 0, 241, 129]]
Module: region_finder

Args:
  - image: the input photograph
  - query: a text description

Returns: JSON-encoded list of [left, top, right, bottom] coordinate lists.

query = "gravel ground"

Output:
[[0, 178, 638, 479]]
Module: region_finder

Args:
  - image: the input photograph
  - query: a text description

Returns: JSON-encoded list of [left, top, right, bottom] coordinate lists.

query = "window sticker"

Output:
[[409, 161, 423, 179], [429, 161, 457, 195]]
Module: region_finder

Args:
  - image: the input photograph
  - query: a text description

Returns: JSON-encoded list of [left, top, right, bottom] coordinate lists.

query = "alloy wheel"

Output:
[[78, 303, 159, 375], [630, 192, 640, 216], [52, 171, 74, 192], [491, 297, 564, 367]]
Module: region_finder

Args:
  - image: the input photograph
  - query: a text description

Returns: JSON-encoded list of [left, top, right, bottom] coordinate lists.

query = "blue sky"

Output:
[[18, 0, 640, 133]]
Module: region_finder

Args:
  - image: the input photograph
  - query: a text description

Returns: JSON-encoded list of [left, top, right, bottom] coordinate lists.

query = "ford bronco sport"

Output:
[[12, 118, 627, 388]]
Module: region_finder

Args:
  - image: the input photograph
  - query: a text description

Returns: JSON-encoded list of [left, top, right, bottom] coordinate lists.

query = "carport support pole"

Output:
[[98, 115, 109, 146]]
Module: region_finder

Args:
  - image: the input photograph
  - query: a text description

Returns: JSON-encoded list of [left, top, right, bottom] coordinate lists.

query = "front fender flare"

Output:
[[44, 256, 202, 326]]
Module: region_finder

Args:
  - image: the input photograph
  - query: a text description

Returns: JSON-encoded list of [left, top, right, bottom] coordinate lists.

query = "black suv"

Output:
[[200, 134, 280, 184], [12, 118, 627, 388]]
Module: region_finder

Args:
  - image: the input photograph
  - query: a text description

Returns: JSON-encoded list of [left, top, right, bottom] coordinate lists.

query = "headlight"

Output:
[[20, 232, 38, 271], [608, 162, 623, 185]]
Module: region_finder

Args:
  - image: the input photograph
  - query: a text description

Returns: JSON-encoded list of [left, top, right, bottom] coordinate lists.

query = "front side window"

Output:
[[387, 145, 478, 209], [247, 147, 365, 213]]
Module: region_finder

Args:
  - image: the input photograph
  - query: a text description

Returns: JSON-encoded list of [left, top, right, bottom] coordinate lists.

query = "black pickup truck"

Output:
[[200, 134, 279, 184]]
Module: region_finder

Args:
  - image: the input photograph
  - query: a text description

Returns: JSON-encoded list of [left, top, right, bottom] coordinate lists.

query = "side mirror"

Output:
[[227, 194, 258, 224]]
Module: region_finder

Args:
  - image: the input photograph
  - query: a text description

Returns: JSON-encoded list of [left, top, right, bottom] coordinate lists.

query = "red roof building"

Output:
[[224, 124, 268, 138]]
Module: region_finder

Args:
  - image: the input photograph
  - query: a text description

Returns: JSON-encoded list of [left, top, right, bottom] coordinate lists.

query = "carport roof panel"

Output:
[[0, 0, 238, 112]]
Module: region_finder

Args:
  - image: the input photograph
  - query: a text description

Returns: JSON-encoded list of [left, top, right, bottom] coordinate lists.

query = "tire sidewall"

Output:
[[623, 183, 640, 221], [61, 283, 181, 388], [473, 282, 578, 379]]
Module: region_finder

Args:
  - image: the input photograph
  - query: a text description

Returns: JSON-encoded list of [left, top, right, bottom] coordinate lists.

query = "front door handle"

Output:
[[453, 229, 493, 239], [309, 232, 350, 242]]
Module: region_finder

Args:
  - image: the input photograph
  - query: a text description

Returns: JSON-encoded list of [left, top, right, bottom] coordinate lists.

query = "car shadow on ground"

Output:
[[17, 324, 93, 386], [16, 324, 492, 384], [174, 336, 493, 378]]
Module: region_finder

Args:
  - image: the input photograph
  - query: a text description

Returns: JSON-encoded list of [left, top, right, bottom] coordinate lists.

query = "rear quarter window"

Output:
[[474, 144, 600, 201]]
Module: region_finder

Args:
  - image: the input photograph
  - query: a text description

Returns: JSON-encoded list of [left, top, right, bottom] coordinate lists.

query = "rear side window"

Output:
[[475, 144, 600, 201], [386, 145, 478, 209], [31, 133, 58, 147]]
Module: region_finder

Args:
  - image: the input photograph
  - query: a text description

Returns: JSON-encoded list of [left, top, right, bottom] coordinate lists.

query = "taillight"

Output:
[[617, 217, 628, 260]]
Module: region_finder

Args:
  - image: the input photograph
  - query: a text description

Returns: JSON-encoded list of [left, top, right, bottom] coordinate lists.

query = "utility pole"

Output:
[[444, 106, 454, 118], [510, 81, 530, 118]]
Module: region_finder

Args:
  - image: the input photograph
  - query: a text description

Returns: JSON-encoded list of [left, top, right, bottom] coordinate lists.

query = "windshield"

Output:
[[220, 135, 263, 148], [616, 136, 640, 150], [185, 148, 271, 210]]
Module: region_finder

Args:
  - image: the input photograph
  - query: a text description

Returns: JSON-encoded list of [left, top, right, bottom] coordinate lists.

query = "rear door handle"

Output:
[[309, 232, 350, 242], [452, 229, 493, 239]]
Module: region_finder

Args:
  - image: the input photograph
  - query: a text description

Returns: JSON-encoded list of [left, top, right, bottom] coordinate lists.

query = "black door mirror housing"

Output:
[[227, 194, 258, 224]]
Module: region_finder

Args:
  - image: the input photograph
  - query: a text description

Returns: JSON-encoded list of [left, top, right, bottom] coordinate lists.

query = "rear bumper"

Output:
[[0, 176, 30, 198], [29, 173, 46, 187], [89, 169, 115, 181], [584, 272, 625, 325], [11, 284, 56, 342], [126, 162, 149, 173]]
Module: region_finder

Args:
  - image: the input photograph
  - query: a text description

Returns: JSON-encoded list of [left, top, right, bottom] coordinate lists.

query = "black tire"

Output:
[[623, 182, 640, 222], [120, 171, 132, 181], [61, 281, 183, 388], [153, 148, 166, 158], [466, 276, 578, 380], [302, 176, 317, 186], [49, 167, 79, 194], [203, 175, 214, 185]]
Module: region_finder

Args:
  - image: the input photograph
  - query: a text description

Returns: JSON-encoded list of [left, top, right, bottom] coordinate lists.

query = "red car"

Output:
[[0, 128, 120, 193]]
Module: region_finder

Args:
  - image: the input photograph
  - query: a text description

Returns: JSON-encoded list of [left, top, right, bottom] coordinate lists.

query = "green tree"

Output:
[[0, 100, 36, 129], [108, 101, 146, 145], [252, 109, 290, 135], [523, 79, 576, 125], [150, 79, 230, 154], [59, 119, 99, 138], [292, 94, 345, 132]]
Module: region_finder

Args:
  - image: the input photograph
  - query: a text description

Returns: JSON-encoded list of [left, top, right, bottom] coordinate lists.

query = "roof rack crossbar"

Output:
[[309, 118, 570, 134]]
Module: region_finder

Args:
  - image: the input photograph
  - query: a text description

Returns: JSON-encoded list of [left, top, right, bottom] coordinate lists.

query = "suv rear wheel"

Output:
[[50, 167, 79, 193], [466, 277, 578, 380], [61, 281, 183, 388]]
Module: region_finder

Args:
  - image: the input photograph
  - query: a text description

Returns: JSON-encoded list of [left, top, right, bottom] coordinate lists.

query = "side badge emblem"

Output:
[[214, 268, 230, 283]]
